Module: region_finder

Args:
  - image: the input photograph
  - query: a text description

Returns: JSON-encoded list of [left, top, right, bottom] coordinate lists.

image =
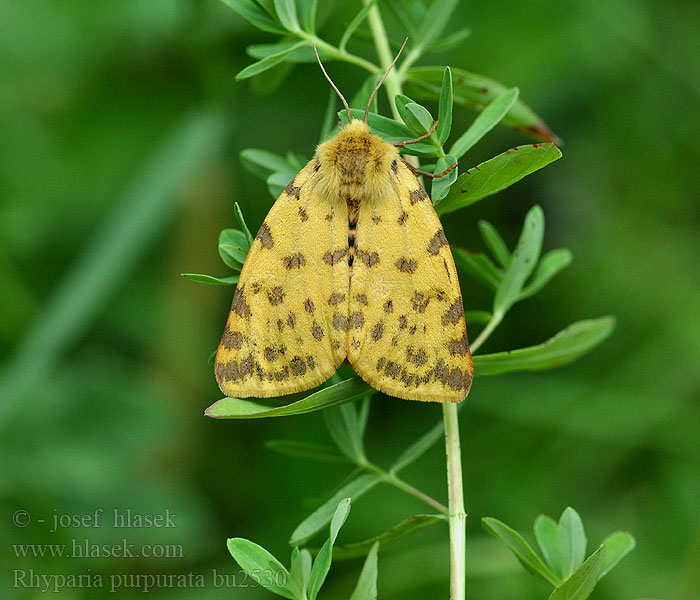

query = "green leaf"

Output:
[[205, 376, 376, 419], [180, 273, 239, 285], [478, 220, 510, 268], [220, 0, 287, 34], [236, 41, 309, 80], [274, 0, 300, 32], [394, 94, 416, 123], [349, 542, 379, 600], [410, 0, 460, 57], [437, 144, 561, 215], [240, 148, 299, 179], [403, 102, 435, 136], [247, 39, 310, 61], [219, 228, 251, 269], [331, 514, 445, 560], [535, 514, 563, 578], [437, 67, 453, 144], [227, 538, 294, 599], [465, 310, 492, 324], [296, 0, 317, 32], [473, 317, 616, 376], [390, 420, 444, 473], [308, 498, 351, 600], [493, 205, 544, 316], [339, 0, 379, 51], [482, 517, 561, 586], [430, 154, 458, 203], [517, 248, 572, 301], [288, 547, 312, 599], [548, 546, 605, 600], [449, 88, 519, 159], [265, 440, 350, 463], [558, 508, 587, 579], [452, 248, 501, 291], [405, 66, 560, 143], [599, 531, 635, 579], [233, 202, 254, 247], [290, 474, 382, 546], [426, 28, 471, 53], [324, 403, 366, 462]]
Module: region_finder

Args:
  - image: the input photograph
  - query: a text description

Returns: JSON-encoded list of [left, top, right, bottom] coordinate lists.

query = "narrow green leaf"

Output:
[[289, 547, 312, 599], [405, 66, 560, 143], [452, 248, 501, 291], [240, 148, 298, 179], [324, 403, 366, 462], [265, 440, 350, 463], [394, 94, 416, 123], [403, 102, 435, 136], [206, 376, 375, 419], [559, 508, 587, 579], [349, 542, 379, 600], [390, 421, 444, 473], [296, 0, 317, 32], [219, 243, 248, 269], [465, 310, 492, 324], [236, 41, 309, 80], [429, 154, 458, 202], [426, 28, 471, 53], [274, 0, 300, 31], [535, 514, 562, 578], [517, 248, 572, 301], [473, 317, 616, 376], [320, 88, 340, 143], [548, 546, 605, 600], [449, 88, 519, 159], [437, 144, 562, 215], [482, 517, 561, 586], [233, 202, 254, 247], [181, 273, 239, 285], [290, 474, 382, 546], [350, 73, 381, 115], [493, 205, 544, 316], [478, 220, 511, 268], [411, 0, 460, 56], [599, 531, 635, 579], [437, 67, 453, 144], [247, 39, 306, 60], [339, 0, 378, 51], [308, 498, 351, 600], [331, 514, 445, 560], [220, 0, 287, 34], [357, 396, 371, 440], [227, 538, 294, 599]]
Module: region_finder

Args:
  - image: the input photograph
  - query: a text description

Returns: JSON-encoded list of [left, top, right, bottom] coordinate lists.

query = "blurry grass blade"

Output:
[[426, 28, 471, 53], [482, 517, 561, 586], [236, 41, 309, 80], [265, 440, 350, 463], [332, 514, 445, 560], [449, 88, 519, 159], [466, 310, 492, 324], [534, 514, 562, 577], [290, 474, 382, 546], [205, 376, 375, 418], [437, 144, 562, 215], [233, 202, 254, 247], [349, 542, 379, 600], [407, 0, 460, 66], [478, 220, 511, 268], [391, 421, 444, 473], [405, 66, 560, 143], [357, 396, 371, 439], [436, 144, 561, 215], [240, 148, 297, 179], [599, 532, 635, 578], [227, 538, 294, 598], [320, 88, 339, 142], [473, 317, 616, 376], [452, 248, 501, 291], [221, 0, 287, 34], [0, 111, 225, 423], [493, 205, 544, 315], [549, 546, 605, 600], [517, 248, 572, 301], [430, 154, 458, 203], [297, 0, 317, 32], [181, 273, 239, 285], [324, 403, 366, 462], [339, 0, 378, 51], [437, 67, 453, 144], [340, 109, 435, 156], [274, 0, 300, 32], [308, 498, 351, 600]]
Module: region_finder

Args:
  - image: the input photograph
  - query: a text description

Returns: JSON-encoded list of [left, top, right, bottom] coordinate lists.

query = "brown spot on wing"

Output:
[[409, 187, 428, 205], [323, 249, 348, 265], [356, 294, 368, 306], [446, 332, 469, 356], [383, 300, 394, 313], [412, 292, 429, 313], [298, 207, 308, 222], [312, 321, 325, 340], [290, 356, 307, 375], [267, 286, 285, 305], [376, 357, 386, 371], [397, 211, 409, 225], [328, 293, 345, 305], [304, 298, 315, 313], [395, 257, 418, 273], [371, 321, 385, 341], [427, 229, 449, 255], [442, 299, 464, 326], [398, 315, 408, 329], [231, 286, 252, 318], [287, 311, 297, 328], [221, 329, 244, 350], [283, 253, 306, 269], [348, 311, 365, 329], [285, 179, 301, 199], [333, 313, 348, 331], [356, 248, 379, 266], [255, 223, 274, 249]]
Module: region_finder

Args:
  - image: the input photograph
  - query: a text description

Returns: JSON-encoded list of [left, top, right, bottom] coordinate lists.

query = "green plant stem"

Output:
[[470, 311, 503, 353], [298, 33, 379, 74], [443, 402, 466, 600]]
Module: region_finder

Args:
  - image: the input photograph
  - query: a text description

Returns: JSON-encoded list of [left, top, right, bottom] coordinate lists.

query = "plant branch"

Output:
[[470, 311, 503, 354]]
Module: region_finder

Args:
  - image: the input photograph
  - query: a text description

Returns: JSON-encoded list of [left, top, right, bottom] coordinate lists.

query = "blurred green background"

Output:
[[2, 0, 699, 598]]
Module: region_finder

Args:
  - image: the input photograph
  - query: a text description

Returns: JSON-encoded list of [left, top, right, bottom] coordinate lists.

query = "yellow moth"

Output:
[[215, 43, 472, 402]]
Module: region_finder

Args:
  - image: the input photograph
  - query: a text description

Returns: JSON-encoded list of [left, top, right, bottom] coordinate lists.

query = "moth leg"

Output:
[[401, 159, 457, 179], [391, 120, 438, 147]]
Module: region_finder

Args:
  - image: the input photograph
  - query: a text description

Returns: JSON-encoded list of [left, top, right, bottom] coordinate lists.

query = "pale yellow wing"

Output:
[[215, 160, 350, 398], [346, 163, 473, 402]]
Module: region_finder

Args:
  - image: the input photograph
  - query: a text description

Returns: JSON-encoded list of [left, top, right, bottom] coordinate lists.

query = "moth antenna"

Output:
[[313, 45, 352, 124], [364, 37, 408, 123]]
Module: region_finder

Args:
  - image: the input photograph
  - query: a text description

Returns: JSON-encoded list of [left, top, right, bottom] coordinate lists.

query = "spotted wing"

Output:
[[215, 161, 350, 398], [346, 163, 473, 402]]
